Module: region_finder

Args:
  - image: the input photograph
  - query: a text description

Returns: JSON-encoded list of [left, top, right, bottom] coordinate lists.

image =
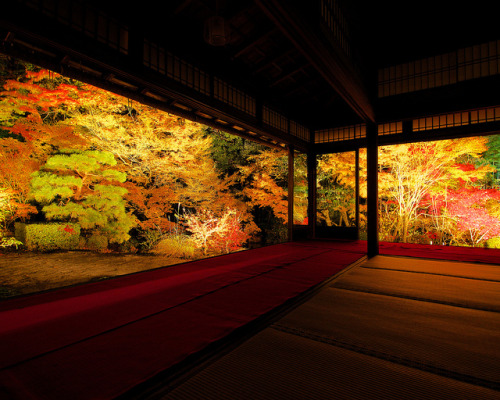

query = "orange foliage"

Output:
[[0, 62, 285, 250], [378, 138, 493, 243], [237, 148, 288, 223], [0, 139, 39, 223], [122, 181, 177, 232], [65, 87, 261, 238]]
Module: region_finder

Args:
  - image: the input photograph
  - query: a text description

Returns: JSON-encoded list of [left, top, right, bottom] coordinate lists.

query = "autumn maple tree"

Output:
[[0, 138, 39, 225], [0, 59, 285, 254], [317, 150, 367, 227], [234, 147, 287, 226], [377, 138, 494, 243], [209, 130, 288, 242], [0, 62, 89, 232], [183, 208, 249, 255], [316, 149, 369, 231], [428, 187, 500, 247], [317, 138, 500, 247]]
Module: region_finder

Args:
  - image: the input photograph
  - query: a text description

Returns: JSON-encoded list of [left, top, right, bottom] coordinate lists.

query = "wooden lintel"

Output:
[[378, 120, 500, 146], [314, 138, 368, 154], [314, 117, 500, 154]]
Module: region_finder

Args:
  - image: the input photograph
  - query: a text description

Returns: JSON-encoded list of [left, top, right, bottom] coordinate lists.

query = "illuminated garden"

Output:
[[317, 140, 500, 247], [1, 58, 499, 297]]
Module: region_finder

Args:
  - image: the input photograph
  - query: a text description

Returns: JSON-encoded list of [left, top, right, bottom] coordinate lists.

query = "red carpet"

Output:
[[305, 239, 500, 264], [379, 241, 500, 264], [0, 241, 364, 400]]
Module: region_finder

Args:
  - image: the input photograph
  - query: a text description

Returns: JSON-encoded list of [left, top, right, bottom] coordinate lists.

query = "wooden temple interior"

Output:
[[1, 1, 500, 399]]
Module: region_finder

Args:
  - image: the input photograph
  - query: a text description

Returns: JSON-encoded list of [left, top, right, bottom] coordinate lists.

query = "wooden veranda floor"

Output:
[[162, 255, 500, 400]]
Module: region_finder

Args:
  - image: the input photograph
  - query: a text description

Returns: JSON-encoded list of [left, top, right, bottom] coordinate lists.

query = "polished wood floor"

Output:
[[162, 255, 500, 399]]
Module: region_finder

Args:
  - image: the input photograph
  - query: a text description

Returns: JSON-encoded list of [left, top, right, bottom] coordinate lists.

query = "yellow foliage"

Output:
[[237, 148, 288, 224]]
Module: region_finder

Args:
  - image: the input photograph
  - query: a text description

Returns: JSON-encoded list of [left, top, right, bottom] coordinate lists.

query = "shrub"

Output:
[[183, 208, 249, 255], [14, 222, 80, 251], [0, 235, 23, 249], [153, 234, 195, 259], [139, 229, 163, 252], [86, 234, 109, 251], [116, 238, 138, 253], [486, 237, 500, 249]]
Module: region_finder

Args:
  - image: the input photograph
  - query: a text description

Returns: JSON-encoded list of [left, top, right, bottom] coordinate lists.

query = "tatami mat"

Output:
[[165, 328, 500, 400], [275, 288, 500, 384], [333, 266, 500, 312], [362, 256, 500, 281], [163, 255, 500, 399]]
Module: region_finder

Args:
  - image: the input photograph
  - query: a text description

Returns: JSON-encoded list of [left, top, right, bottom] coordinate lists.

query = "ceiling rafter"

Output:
[[231, 26, 278, 59], [269, 63, 308, 87], [252, 47, 298, 75]]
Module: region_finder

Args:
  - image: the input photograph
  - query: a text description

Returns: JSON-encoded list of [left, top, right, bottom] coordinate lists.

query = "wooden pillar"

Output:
[[288, 145, 294, 242], [307, 150, 317, 239], [366, 123, 379, 257], [355, 148, 360, 240]]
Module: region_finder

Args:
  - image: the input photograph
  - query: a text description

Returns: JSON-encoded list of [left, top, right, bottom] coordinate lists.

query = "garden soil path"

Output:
[[0, 251, 186, 298]]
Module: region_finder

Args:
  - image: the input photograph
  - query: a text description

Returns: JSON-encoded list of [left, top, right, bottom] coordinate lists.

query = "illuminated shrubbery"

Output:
[[153, 234, 195, 259], [318, 139, 500, 247], [0, 188, 22, 248], [0, 60, 288, 256], [14, 222, 80, 251], [86, 234, 109, 252], [4, 59, 498, 254], [183, 208, 249, 255]]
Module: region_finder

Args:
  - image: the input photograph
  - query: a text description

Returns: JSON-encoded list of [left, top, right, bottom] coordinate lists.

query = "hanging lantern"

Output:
[[204, 15, 230, 46]]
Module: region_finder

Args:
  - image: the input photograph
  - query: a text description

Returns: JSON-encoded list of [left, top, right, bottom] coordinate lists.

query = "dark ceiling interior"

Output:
[[125, 0, 360, 129], [92, 0, 499, 128], [349, 0, 500, 67], [1, 0, 499, 141]]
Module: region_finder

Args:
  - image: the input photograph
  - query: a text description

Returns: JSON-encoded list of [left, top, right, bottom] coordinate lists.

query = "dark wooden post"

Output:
[[355, 148, 360, 240], [288, 145, 294, 242], [366, 123, 379, 257], [307, 150, 317, 239]]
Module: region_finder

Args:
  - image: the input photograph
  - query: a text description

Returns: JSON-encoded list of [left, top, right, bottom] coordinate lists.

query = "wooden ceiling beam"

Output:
[[252, 47, 297, 75], [269, 63, 308, 87], [231, 26, 278, 59], [254, 0, 375, 123]]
